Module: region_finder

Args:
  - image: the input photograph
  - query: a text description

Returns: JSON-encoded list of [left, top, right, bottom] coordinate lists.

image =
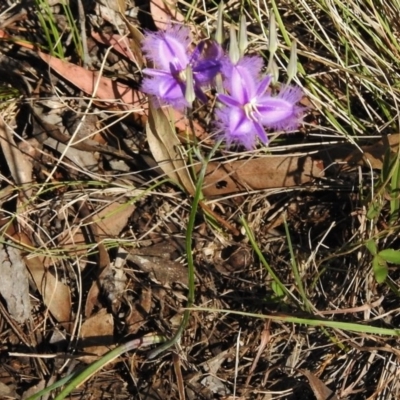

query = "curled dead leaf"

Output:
[[147, 103, 194, 194], [0, 115, 33, 199]]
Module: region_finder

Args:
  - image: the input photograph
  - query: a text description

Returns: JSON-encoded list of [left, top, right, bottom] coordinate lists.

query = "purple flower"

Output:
[[141, 24, 223, 110], [216, 64, 305, 149], [220, 55, 264, 92]]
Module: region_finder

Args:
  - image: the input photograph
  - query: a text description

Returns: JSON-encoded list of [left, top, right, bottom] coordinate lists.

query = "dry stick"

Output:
[[199, 201, 240, 236], [173, 353, 185, 400], [245, 320, 271, 388], [315, 296, 384, 316]]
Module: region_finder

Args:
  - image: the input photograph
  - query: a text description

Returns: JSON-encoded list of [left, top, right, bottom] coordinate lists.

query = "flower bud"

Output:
[[215, 1, 225, 45], [238, 14, 248, 58], [184, 65, 195, 106], [229, 26, 240, 64], [287, 40, 298, 84]]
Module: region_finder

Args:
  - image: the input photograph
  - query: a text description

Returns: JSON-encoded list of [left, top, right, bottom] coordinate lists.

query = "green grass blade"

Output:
[[241, 216, 290, 300], [147, 140, 223, 359], [283, 216, 311, 312], [188, 307, 400, 337], [26, 335, 165, 400]]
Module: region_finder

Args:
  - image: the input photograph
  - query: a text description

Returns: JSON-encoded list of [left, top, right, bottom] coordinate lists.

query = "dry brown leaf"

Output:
[[79, 308, 114, 364], [85, 269, 107, 317], [0, 29, 205, 137], [125, 287, 152, 334], [12, 232, 72, 328], [91, 31, 139, 64], [78, 208, 111, 318], [147, 103, 194, 194], [58, 201, 135, 254], [201, 155, 324, 196], [345, 134, 400, 170], [26, 256, 72, 327], [114, 0, 146, 69], [39, 51, 142, 106], [149, 0, 185, 30], [123, 22, 145, 69], [0, 243, 31, 323], [76, 202, 135, 317], [36, 51, 204, 136], [94, 202, 136, 238], [57, 227, 88, 257], [301, 370, 338, 400], [0, 115, 33, 198], [21, 380, 46, 400], [0, 381, 16, 397], [63, 200, 131, 317]]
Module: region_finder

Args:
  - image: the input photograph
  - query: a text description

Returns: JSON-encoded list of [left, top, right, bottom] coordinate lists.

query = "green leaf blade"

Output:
[[378, 249, 400, 264], [373, 255, 388, 283]]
